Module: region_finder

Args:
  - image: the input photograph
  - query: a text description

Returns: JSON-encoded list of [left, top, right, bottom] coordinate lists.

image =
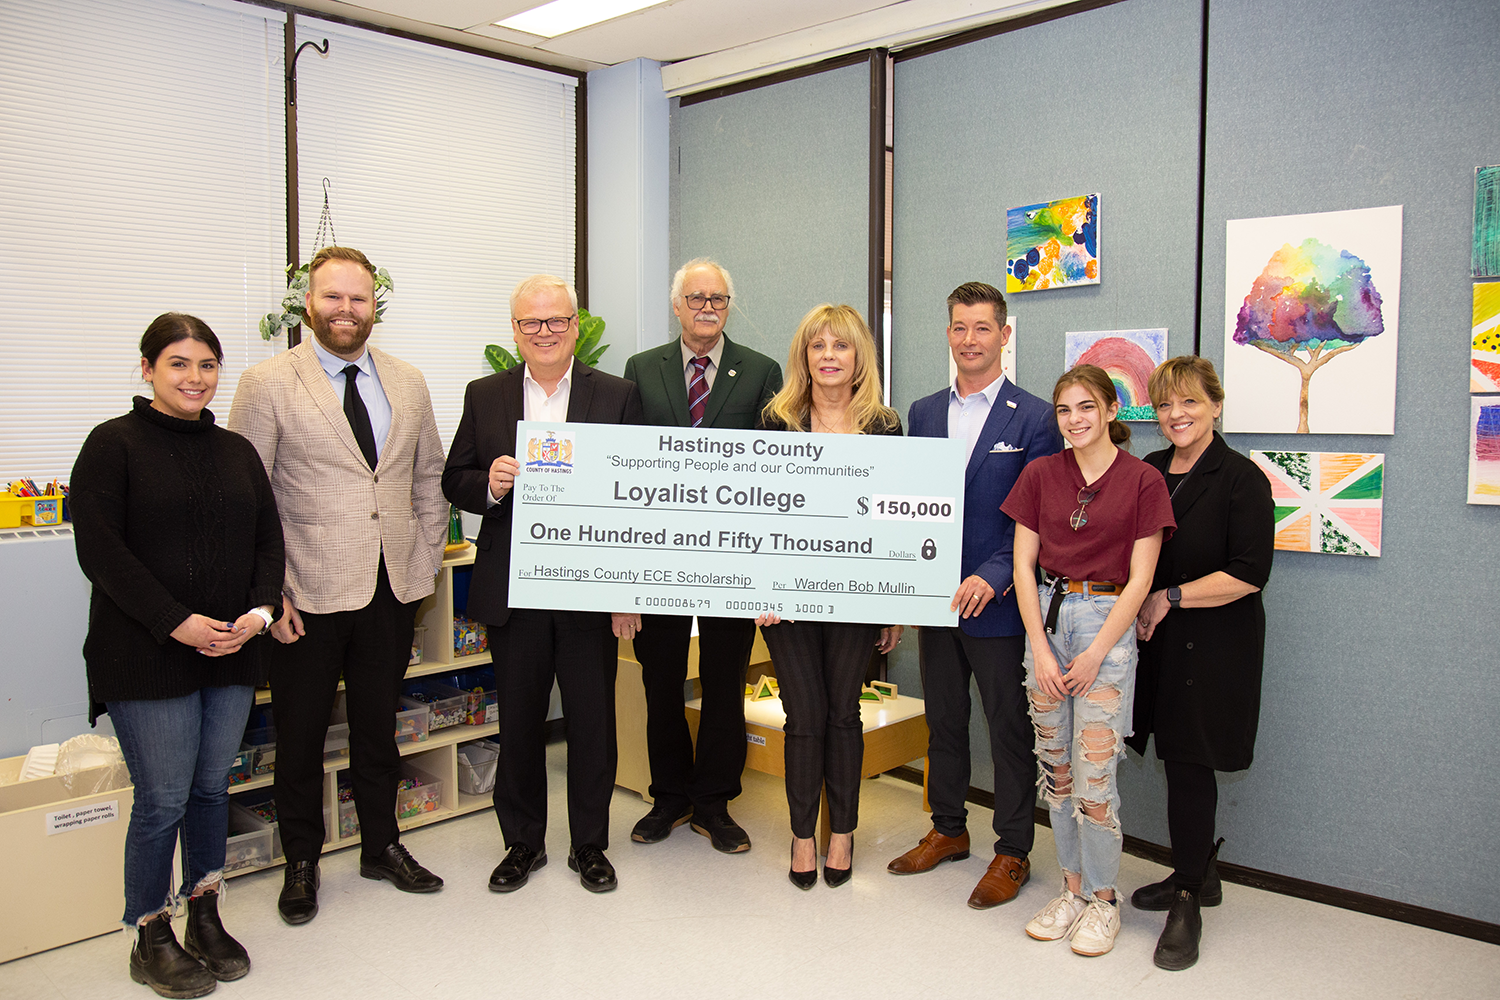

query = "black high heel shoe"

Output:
[[824, 838, 853, 888], [789, 839, 818, 890]]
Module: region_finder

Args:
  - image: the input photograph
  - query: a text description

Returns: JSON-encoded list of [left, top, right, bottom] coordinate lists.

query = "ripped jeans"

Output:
[[1023, 587, 1136, 900]]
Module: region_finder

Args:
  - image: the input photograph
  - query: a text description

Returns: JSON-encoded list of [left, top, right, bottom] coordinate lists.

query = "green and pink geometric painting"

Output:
[[1251, 451, 1384, 557]]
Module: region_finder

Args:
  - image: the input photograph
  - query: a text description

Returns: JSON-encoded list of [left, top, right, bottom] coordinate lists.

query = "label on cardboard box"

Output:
[[746, 733, 767, 747], [46, 800, 119, 835]]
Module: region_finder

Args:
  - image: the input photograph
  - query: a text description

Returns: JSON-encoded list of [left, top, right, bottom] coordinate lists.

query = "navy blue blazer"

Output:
[[908, 378, 1062, 637]]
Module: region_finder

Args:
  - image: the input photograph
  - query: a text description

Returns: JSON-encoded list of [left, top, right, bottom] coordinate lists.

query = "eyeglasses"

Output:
[[683, 293, 730, 311], [1070, 486, 1099, 531], [514, 315, 575, 335]]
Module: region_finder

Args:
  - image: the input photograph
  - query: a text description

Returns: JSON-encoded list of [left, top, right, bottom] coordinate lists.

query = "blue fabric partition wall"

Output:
[[886, 0, 1500, 925], [670, 61, 871, 368]]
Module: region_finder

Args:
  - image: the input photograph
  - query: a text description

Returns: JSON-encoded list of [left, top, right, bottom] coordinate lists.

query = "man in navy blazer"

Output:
[[887, 281, 1063, 910]]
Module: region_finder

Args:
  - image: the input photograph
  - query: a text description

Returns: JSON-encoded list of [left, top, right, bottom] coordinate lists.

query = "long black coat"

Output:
[[1127, 432, 1274, 772]]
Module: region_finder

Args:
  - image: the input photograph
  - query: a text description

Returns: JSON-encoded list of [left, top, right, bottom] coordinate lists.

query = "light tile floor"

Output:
[[4, 743, 1496, 999]]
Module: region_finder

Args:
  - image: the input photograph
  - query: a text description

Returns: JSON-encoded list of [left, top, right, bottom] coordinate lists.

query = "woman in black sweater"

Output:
[[755, 304, 904, 890], [71, 313, 284, 999]]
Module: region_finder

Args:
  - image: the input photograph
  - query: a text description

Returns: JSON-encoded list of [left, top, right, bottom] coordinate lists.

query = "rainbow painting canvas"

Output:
[[1472, 282, 1500, 393], [1250, 451, 1384, 557], [1007, 194, 1099, 293], [1064, 329, 1167, 420], [1469, 396, 1500, 505]]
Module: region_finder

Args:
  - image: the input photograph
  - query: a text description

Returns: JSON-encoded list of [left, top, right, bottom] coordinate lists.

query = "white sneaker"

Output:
[[1025, 887, 1088, 941], [1069, 897, 1122, 956]]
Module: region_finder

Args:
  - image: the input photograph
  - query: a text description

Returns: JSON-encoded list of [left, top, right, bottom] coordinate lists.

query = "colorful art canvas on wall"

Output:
[[1472, 282, 1500, 392], [1250, 451, 1384, 557], [1006, 194, 1099, 293], [1223, 205, 1402, 435], [1469, 397, 1500, 505], [1474, 165, 1500, 279], [1064, 329, 1167, 420]]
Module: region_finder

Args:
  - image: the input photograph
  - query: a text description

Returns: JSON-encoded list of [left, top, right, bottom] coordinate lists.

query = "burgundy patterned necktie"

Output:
[[688, 356, 711, 428]]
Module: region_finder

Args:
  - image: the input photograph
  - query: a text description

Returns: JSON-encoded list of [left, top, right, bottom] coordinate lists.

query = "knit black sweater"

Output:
[[71, 397, 285, 720]]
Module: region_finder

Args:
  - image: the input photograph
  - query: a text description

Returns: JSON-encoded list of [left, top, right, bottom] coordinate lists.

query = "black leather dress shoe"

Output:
[[631, 801, 693, 843], [489, 844, 547, 893], [690, 810, 751, 853], [278, 860, 320, 926], [568, 844, 618, 892], [359, 842, 444, 893]]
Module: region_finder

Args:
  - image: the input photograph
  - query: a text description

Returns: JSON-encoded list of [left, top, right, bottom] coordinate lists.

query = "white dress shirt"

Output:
[[947, 374, 1007, 466]]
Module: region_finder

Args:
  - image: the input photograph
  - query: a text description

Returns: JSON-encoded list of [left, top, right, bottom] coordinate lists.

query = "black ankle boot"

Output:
[[1153, 888, 1203, 970], [129, 915, 217, 998], [183, 891, 250, 982], [1131, 837, 1225, 910]]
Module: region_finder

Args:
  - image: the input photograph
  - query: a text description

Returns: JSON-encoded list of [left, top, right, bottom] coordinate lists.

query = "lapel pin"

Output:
[[1006, 399, 1018, 408], [727, 369, 737, 377]]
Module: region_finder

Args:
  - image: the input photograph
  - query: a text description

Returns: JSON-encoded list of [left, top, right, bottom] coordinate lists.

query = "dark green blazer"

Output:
[[622, 333, 782, 430]]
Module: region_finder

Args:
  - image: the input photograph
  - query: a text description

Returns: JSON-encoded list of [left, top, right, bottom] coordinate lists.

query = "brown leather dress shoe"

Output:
[[886, 829, 971, 874], [967, 854, 1031, 908]]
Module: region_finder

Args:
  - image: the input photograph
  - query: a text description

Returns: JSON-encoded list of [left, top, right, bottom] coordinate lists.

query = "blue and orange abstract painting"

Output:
[[1064, 328, 1167, 420], [1469, 396, 1500, 505], [1007, 193, 1099, 293]]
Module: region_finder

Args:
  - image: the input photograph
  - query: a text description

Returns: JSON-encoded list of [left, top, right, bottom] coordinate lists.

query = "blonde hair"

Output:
[[1054, 364, 1131, 449], [761, 304, 899, 434], [1147, 355, 1225, 408]]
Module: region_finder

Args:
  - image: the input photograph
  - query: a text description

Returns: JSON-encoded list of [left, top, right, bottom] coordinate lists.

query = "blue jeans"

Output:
[[108, 685, 255, 924], [1022, 587, 1136, 899]]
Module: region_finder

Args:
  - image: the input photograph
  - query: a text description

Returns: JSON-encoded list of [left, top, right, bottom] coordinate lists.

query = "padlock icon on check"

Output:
[[921, 539, 937, 560]]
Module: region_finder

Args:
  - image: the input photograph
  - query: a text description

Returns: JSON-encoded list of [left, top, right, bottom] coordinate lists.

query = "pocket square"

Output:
[[991, 442, 1024, 453]]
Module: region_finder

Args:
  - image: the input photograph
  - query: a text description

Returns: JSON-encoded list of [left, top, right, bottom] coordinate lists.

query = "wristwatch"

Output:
[[1166, 587, 1182, 609]]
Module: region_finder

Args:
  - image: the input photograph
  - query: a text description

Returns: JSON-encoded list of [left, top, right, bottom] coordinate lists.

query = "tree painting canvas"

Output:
[[1251, 451, 1384, 557], [1474, 165, 1500, 279], [1006, 194, 1099, 293], [1473, 282, 1500, 393], [1223, 206, 1402, 434], [1469, 397, 1500, 505], [1064, 328, 1167, 420]]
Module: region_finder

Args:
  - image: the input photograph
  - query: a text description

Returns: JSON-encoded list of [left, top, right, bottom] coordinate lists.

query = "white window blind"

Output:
[[293, 15, 579, 447], [0, 0, 285, 483]]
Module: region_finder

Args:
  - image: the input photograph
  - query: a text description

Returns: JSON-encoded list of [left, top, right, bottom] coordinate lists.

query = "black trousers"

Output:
[[633, 614, 757, 813], [491, 609, 618, 852], [272, 560, 418, 862], [761, 620, 879, 839], [919, 627, 1035, 859], [1164, 758, 1219, 892]]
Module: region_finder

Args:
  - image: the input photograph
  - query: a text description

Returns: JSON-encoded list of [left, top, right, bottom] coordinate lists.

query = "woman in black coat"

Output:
[[1128, 356, 1273, 971]]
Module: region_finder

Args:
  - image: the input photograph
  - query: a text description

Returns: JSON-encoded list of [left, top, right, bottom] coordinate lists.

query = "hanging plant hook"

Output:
[[287, 37, 330, 107], [313, 177, 338, 252]]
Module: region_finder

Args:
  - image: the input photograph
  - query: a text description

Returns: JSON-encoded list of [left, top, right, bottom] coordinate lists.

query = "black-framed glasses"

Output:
[[514, 315, 575, 335], [1070, 486, 1100, 531], [683, 293, 730, 310]]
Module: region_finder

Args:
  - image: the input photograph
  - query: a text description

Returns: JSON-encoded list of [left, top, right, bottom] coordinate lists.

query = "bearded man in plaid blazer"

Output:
[[229, 246, 449, 926]]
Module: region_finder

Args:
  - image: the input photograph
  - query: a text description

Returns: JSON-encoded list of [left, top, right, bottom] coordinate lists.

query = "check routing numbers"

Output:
[[507, 422, 966, 626]]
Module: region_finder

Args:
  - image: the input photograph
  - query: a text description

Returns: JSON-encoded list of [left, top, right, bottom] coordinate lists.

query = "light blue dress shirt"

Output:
[[947, 374, 1008, 466], [311, 337, 392, 461]]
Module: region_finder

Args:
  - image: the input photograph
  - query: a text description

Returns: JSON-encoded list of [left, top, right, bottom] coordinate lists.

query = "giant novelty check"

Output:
[[507, 421, 965, 626]]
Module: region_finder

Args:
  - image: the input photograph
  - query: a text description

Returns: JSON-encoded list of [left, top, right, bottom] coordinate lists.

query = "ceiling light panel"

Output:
[[497, 0, 665, 38]]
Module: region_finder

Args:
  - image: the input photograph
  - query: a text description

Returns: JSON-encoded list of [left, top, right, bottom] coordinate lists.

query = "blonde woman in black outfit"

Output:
[[1129, 356, 1274, 970], [754, 304, 903, 888], [71, 314, 283, 998]]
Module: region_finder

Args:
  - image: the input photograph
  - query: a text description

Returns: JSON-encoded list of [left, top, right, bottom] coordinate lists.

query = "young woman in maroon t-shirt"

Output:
[[1000, 364, 1175, 957]]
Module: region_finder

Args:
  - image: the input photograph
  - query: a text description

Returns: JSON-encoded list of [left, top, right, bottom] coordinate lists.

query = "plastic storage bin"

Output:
[[223, 806, 272, 873], [395, 761, 443, 820], [393, 706, 429, 745], [244, 727, 276, 775], [322, 723, 350, 763], [226, 745, 253, 787], [231, 794, 330, 861], [456, 739, 499, 795], [437, 669, 497, 726], [400, 680, 467, 731]]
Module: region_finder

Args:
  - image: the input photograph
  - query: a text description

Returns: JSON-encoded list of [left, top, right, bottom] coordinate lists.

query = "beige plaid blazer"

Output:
[[227, 341, 447, 613]]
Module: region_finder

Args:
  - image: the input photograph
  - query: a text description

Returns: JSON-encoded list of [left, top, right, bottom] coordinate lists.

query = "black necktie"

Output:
[[342, 363, 378, 469]]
